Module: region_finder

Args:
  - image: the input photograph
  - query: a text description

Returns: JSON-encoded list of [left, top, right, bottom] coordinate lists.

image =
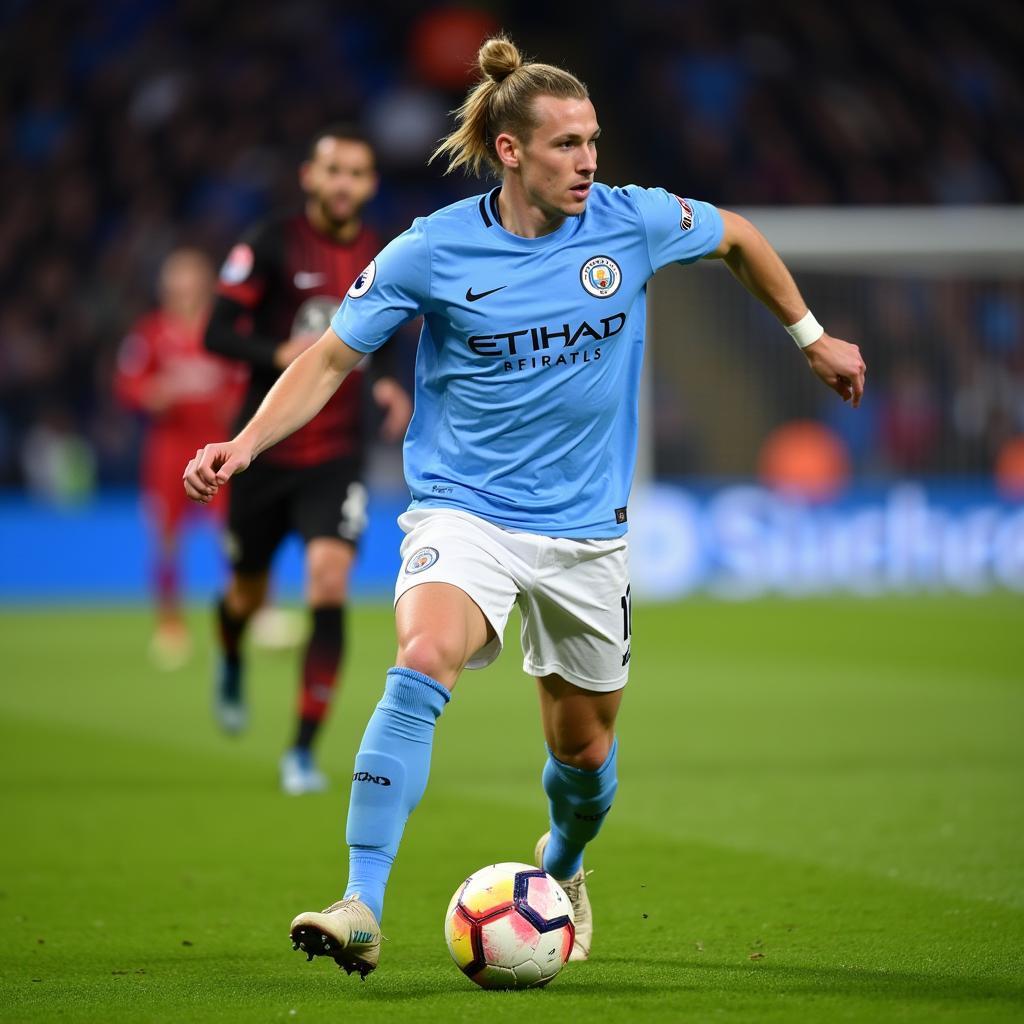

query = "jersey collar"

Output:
[[476, 187, 583, 249]]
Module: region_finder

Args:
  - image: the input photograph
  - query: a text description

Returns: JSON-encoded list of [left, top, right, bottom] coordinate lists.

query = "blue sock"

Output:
[[343, 667, 449, 923], [542, 739, 618, 879]]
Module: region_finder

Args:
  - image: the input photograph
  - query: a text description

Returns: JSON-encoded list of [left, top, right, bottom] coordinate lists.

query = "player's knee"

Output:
[[225, 574, 267, 617], [307, 567, 348, 605], [550, 733, 614, 773], [306, 545, 352, 604], [396, 632, 465, 685]]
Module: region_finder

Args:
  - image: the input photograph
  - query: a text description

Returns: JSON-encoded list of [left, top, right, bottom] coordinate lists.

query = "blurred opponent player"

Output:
[[114, 248, 241, 669], [185, 38, 865, 971], [205, 125, 412, 795]]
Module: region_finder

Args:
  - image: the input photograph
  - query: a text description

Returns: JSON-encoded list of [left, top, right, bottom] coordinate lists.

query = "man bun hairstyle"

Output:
[[430, 34, 588, 178], [477, 35, 522, 83]]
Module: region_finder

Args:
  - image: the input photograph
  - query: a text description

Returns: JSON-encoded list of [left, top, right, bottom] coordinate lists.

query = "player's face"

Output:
[[301, 138, 378, 227], [517, 96, 599, 219], [159, 250, 214, 317]]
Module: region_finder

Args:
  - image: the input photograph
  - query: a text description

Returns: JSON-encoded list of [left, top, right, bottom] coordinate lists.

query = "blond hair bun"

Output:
[[478, 36, 522, 83], [431, 34, 588, 177]]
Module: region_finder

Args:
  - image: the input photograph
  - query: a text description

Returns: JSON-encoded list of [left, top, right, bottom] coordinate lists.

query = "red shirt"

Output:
[[114, 309, 242, 445]]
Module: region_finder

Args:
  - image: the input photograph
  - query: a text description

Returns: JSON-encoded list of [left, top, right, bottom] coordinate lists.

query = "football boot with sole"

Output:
[[290, 897, 381, 978]]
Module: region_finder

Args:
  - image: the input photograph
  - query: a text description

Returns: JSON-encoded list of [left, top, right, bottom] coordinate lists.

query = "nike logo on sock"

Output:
[[466, 285, 507, 302]]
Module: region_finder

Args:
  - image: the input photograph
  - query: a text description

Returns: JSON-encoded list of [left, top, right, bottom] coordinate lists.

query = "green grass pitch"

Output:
[[1, 596, 1022, 1022]]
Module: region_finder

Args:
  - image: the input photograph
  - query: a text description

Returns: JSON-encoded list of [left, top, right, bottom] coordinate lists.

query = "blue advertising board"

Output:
[[1, 482, 1021, 603]]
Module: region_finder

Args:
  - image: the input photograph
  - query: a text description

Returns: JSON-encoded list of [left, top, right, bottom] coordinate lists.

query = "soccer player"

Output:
[[114, 248, 241, 669], [184, 37, 865, 973], [204, 125, 412, 794]]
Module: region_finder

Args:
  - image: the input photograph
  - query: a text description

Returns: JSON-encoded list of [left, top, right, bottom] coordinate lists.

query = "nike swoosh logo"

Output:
[[294, 271, 327, 289], [466, 285, 507, 302]]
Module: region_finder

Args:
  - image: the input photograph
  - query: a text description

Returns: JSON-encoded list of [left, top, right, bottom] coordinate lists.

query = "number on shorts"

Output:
[[620, 584, 632, 641], [339, 482, 369, 538]]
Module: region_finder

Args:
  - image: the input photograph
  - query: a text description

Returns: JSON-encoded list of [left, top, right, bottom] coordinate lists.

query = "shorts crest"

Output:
[[580, 255, 622, 298], [405, 546, 439, 574]]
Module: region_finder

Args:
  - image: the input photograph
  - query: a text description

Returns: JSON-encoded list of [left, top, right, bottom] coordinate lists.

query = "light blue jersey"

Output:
[[333, 183, 723, 538]]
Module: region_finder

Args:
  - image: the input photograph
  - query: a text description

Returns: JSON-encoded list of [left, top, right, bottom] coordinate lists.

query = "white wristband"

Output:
[[785, 310, 825, 349]]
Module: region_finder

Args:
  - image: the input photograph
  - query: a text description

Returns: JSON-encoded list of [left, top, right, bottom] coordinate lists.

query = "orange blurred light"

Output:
[[410, 8, 501, 91], [757, 420, 851, 502], [995, 436, 1024, 500]]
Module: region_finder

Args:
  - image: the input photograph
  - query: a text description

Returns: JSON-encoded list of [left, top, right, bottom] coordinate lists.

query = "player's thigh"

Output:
[[224, 459, 291, 575], [521, 537, 632, 694], [142, 439, 194, 546], [304, 537, 356, 605], [142, 486, 184, 549], [393, 510, 521, 687], [536, 673, 623, 771], [394, 583, 494, 690]]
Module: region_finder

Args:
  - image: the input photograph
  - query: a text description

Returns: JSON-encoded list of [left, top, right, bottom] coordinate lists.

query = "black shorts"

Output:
[[225, 455, 367, 574]]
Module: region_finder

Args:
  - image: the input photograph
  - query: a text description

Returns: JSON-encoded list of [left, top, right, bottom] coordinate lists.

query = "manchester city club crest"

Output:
[[580, 255, 622, 298], [404, 546, 439, 574]]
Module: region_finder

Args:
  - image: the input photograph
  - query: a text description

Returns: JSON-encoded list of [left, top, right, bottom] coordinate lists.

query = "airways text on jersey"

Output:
[[467, 311, 627, 373]]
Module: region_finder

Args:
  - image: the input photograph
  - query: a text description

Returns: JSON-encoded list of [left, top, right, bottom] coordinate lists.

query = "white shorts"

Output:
[[394, 509, 632, 692]]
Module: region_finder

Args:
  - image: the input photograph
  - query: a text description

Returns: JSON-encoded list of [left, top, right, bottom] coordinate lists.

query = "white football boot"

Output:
[[279, 748, 327, 795], [535, 831, 592, 961], [290, 897, 382, 978]]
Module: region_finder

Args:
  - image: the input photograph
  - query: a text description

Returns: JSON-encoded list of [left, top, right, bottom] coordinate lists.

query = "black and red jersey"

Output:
[[207, 212, 380, 467]]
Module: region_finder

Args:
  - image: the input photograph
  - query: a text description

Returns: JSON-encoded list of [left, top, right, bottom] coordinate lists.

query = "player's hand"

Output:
[[273, 333, 318, 370], [372, 377, 413, 443], [802, 333, 866, 407], [182, 441, 253, 503]]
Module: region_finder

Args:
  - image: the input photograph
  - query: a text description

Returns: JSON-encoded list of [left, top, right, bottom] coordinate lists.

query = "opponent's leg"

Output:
[[291, 582, 492, 974], [150, 527, 190, 669], [143, 471, 190, 669], [214, 570, 268, 733], [216, 459, 287, 733], [536, 674, 622, 961], [280, 538, 355, 794]]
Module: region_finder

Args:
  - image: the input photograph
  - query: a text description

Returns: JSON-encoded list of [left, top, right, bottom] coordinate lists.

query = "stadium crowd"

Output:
[[1, 0, 1022, 498]]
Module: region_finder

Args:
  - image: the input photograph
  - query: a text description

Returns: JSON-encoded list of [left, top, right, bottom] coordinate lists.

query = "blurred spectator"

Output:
[[112, 247, 242, 667], [0, 0, 1021, 492]]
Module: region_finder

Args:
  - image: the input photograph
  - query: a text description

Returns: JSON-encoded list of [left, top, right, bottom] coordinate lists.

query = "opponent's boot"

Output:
[[214, 656, 247, 734], [290, 897, 382, 978], [279, 747, 328, 795], [535, 831, 592, 962]]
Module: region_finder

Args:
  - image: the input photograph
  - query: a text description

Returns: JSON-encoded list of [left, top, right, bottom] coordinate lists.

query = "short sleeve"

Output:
[[627, 187, 723, 272], [331, 219, 430, 353]]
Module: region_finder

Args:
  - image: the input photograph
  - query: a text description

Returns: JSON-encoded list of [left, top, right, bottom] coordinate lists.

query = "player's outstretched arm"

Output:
[[183, 328, 363, 503], [706, 210, 866, 407]]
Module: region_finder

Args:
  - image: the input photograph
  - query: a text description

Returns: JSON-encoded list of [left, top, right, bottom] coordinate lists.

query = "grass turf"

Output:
[[0, 596, 1022, 1022]]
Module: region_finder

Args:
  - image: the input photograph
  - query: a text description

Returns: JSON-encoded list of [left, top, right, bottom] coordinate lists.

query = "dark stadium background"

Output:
[[0, 0, 1021, 596], [2, 6, 1022, 1023]]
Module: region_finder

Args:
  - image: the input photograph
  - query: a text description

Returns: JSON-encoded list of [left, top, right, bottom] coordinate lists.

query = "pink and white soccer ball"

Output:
[[444, 861, 576, 989]]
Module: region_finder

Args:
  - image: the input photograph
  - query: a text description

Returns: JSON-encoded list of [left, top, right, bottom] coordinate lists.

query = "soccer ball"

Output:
[[444, 861, 576, 989]]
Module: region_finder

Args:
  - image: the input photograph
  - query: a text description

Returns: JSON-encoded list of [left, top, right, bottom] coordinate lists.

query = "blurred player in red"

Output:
[[115, 248, 242, 669], [205, 125, 412, 794]]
